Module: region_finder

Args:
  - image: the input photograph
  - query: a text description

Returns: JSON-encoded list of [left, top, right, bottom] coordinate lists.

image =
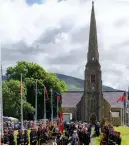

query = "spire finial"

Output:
[[92, 1, 94, 10]]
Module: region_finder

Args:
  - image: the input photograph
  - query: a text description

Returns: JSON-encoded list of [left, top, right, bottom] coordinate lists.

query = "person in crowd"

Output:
[[71, 130, 79, 145], [8, 130, 15, 145], [17, 130, 24, 145], [23, 130, 29, 145]]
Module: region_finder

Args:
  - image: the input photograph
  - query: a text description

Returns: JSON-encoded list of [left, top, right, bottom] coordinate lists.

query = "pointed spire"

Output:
[[87, 1, 99, 62]]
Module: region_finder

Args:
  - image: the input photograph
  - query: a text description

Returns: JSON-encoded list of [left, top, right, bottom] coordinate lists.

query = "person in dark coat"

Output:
[[37, 127, 41, 145], [17, 130, 24, 145], [30, 129, 35, 145], [3, 130, 9, 145], [33, 129, 38, 145], [78, 129, 83, 145], [23, 130, 29, 145], [117, 132, 121, 145], [95, 123, 100, 137], [114, 131, 121, 145], [8, 130, 15, 145], [82, 129, 90, 145]]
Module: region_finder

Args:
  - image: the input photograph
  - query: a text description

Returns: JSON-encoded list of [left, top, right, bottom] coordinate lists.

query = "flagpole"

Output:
[[57, 97, 58, 123], [35, 80, 37, 125], [20, 73, 23, 130], [43, 85, 46, 127], [0, 43, 3, 142], [51, 89, 53, 124]]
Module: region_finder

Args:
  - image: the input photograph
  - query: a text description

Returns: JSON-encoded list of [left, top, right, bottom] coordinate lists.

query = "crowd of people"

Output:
[[1, 121, 101, 145], [100, 123, 122, 145]]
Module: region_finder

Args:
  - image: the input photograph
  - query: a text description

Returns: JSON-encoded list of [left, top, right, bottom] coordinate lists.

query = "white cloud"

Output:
[[0, 0, 129, 90]]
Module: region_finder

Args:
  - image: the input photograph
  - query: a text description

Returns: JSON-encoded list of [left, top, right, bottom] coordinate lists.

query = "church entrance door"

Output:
[[89, 114, 96, 125]]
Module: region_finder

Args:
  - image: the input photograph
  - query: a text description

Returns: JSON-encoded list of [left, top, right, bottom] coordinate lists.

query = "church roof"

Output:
[[62, 91, 83, 107], [62, 91, 125, 108]]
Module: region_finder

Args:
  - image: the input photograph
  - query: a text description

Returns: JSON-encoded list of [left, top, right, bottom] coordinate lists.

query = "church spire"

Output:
[[87, 1, 99, 62]]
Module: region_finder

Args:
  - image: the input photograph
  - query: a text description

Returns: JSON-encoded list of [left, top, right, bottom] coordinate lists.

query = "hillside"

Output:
[[56, 73, 117, 91], [2, 74, 117, 91]]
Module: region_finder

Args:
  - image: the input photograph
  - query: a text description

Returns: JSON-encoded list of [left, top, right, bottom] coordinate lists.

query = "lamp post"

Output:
[[126, 111, 129, 126], [34, 80, 38, 125], [42, 84, 46, 127], [0, 42, 3, 144]]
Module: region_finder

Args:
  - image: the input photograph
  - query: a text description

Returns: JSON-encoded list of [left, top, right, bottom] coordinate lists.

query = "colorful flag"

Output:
[[123, 92, 127, 107], [117, 91, 126, 103], [53, 90, 64, 133]]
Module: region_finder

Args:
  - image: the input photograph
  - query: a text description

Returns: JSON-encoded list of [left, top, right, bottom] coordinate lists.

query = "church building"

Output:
[[62, 2, 128, 126]]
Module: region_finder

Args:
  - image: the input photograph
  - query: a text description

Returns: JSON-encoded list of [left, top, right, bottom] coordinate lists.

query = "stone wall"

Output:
[[111, 108, 121, 126], [103, 98, 111, 122]]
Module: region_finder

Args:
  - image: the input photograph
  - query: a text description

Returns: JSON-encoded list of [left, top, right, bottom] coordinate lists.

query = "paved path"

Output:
[[90, 127, 96, 145]]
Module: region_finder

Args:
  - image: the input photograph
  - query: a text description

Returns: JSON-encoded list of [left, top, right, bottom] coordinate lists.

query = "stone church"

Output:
[[62, 2, 129, 126]]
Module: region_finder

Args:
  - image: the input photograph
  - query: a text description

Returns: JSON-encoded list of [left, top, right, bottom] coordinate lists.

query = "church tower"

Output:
[[83, 1, 103, 123]]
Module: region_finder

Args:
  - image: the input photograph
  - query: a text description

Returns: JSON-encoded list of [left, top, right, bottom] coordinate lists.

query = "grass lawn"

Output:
[[95, 126, 129, 145]]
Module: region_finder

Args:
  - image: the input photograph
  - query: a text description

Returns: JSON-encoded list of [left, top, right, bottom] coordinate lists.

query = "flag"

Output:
[[117, 97, 122, 103], [53, 91, 61, 104], [44, 87, 48, 100], [20, 76, 22, 93], [117, 91, 126, 103], [123, 92, 127, 107], [57, 96, 60, 104], [53, 90, 64, 133]]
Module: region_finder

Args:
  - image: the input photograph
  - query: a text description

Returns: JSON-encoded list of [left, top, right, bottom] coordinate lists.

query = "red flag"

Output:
[[59, 112, 64, 133], [117, 92, 126, 103], [122, 92, 126, 101], [44, 87, 48, 100], [117, 97, 122, 103], [57, 96, 60, 104]]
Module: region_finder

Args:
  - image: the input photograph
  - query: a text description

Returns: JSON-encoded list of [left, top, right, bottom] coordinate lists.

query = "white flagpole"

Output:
[[20, 73, 23, 130], [51, 89, 53, 124], [121, 107, 123, 126], [43, 86, 46, 127], [57, 97, 58, 122], [0, 43, 3, 142], [35, 80, 37, 125]]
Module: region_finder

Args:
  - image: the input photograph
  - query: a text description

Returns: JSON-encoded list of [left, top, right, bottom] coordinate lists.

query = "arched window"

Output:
[[91, 74, 95, 83], [90, 97, 95, 112]]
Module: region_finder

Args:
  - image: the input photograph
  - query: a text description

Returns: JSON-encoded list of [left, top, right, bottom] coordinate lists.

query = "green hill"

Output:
[[56, 73, 117, 91]]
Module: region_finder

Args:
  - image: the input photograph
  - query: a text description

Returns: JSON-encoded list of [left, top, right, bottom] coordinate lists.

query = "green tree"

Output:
[[6, 61, 67, 119], [3, 80, 34, 119]]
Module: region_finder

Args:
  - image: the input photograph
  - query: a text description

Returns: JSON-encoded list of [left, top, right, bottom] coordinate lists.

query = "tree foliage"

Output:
[[6, 61, 67, 119], [2, 80, 34, 119]]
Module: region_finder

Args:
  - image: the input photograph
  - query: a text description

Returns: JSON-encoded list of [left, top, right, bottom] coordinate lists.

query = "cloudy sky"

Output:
[[0, 0, 129, 90]]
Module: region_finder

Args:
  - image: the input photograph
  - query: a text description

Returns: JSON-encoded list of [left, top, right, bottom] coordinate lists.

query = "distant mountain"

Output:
[[56, 73, 118, 91], [2, 74, 117, 91]]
